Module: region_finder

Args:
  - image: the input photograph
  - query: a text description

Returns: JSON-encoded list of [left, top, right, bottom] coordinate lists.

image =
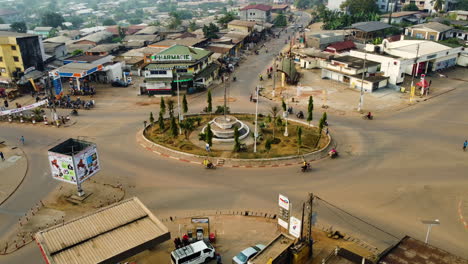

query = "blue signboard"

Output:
[[52, 77, 63, 95]]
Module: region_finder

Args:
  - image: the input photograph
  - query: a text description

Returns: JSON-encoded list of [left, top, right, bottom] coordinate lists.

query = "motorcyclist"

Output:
[[203, 159, 213, 168], [259, 74, 263, 81], [301, 161, 309, 171], [329, 148, 337, 157], [367, 112, 372, 119]]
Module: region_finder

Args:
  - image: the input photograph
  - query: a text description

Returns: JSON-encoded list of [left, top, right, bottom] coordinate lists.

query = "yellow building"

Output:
[[0, 32, 44, 82]]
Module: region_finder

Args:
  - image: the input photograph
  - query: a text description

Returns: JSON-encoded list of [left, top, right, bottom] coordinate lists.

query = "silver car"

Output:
[[232, 244, 266, 264]]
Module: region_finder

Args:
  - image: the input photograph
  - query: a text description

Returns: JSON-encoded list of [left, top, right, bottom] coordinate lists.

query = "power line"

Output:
[[315, 196, 399, 239]]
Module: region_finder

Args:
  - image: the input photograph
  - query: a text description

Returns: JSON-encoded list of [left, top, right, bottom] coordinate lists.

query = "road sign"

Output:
[[279, 194, 290, 210], [289, 216, 301, 238]]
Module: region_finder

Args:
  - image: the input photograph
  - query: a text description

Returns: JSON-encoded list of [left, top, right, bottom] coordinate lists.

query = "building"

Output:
[[149, 38, 208, 49], [324, 40, 356, 54], [33, 27, 54, 38], [227, 20, 257, 33], [44, 36, 72, 44], [114, 46, 165, 76], [106, 25, 147, 37], [293, 49, 335, 69], [271, 4, 290, 13], [43, 42, 67, 59], [85, 44, 122, 56], [239, 4, 272, 23], [248, 234, 295, 264], [380, 11, 424, 24], [123, 35, 160, 49], [377, 236, 468, 264], [350, 39, 464, 86], [322, 55, 388, 92], [134, 26, 159, 35], [35, 197, 170, 264], [307, 32, 345, 50], [143, 45, 219, 95], [347, 21, 393, 43], [0, 32, 45, 82], [448, 10, 468, 21], [0, 24, 11, 32], [73, 31, 113, 46], [405, 22, 453, 41]]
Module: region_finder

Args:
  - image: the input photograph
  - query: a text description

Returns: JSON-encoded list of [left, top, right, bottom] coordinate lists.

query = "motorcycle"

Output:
[[233, 76, 237, 82], [296, 111, 304, 119], [301, 163, 311, 172], [205, 162, 216, 169], [362, 115, 373, 120], [71, 109, 78, 116], [328, 150, 338, 159], [255, 50, 259, 55]]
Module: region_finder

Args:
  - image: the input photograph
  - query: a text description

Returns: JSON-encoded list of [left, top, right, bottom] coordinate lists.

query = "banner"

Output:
[[0, 99, 48, 116], [48, 152, 77, 184], [74, 145, 100, 183]]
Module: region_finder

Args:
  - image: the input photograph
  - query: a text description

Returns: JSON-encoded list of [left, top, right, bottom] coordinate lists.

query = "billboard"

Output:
[[279, 194, 290, 210], [48, 152, 77, 184], [289, 216, 301, 238], [73, 145, 100, 183]]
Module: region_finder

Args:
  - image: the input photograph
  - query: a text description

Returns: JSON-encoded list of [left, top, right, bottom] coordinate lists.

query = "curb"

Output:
[[0, 145, 29, 206], [458, 199, 468, 230], [137, 115, 334, 168]]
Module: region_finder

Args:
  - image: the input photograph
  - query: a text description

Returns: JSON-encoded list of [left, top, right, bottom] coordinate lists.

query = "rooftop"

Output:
[[0, 8, 19, 16], [45, 36, 72, 44], [43, 42, 65, 53], [381, 11, 420, 18], [87, 43, 121, 53], [326, 40, 356, 52], [134, 26, 159, 35], [228, 20, 257, 28], [240, 4, 272, 11], [349, 21, 393, 33], [35, 197, 170, 264], [65, 54, 105, 63], [271, 4, 289, 10], [331, 55, 380, 68], [248, 234, 294, 264], [0, 31, 37, 38], [34, 27, 53, 31], [384, 40, 453, 58], [78, 30, 113, 43], [151, 37, 207, 47], [150, 45, 212, 62], [378, 236, 468, 264], [408, 22, 453, 32], [123, 34, 159, 42]]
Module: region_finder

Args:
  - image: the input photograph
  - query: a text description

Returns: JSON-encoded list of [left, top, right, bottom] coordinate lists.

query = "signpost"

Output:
[[278, 194, 290, 229], [48, 138, 100, 197]]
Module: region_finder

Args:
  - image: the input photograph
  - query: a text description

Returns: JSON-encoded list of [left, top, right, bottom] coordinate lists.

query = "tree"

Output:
[[41, 12, 64, 28], [10, 22, 27, 33], [188, 21, 198, 32], [265, 138, 272, 153], [158, 111, 165, 130], [297, 126, 302, 153], [282, 99, 287, 112], [205, 124, 213, 146], [270, 106, 279, 139], [307, 96, 313, 125], [431, 0, 445, 12], [103, 18, 117, 26], [455, 0, 468, 10], [228, 0, 234, 6], [207, 89, 212, 113], [217, 12, 236, 28], [274, 13, 287, 27], [129, 18, 143, 24], [318, 112, 326, 134], [160, 97, 166, 115], [402, 3, 419, 11], [168, 99, 175, 118], [203, 23, 219, 39], [295, 0, 313, 9], [71, 49, 83, 56], [149, 112, 155, 124], [168, 11, 182, 29], [170, 116, 178, 137], [233, 126, 240, 152], [182, 94, 188, 114], [68, 16, 84, 28], [180, 118, 195, 139], [340, 0, 379, 15], [118, 26, 126, 39]]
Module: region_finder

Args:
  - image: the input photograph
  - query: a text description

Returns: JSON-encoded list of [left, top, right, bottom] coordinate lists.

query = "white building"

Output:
[[350, 40, 464, 87], [239, 4, 272, 23]]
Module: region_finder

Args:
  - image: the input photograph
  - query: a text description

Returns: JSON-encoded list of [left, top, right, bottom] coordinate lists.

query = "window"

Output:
[[381, 5, 385, 9], [0, 56, 2, 62], [415, 33, 423, 39], [419, 1, 424, 4], [16, 67, 21, 72], [176, 69, 188, 73], [429, 35, 435, 40], [203, 249, 211, 253], [13, 56, 19, 62], [150, 70, 167, 75], [11, 45, 16, 50]]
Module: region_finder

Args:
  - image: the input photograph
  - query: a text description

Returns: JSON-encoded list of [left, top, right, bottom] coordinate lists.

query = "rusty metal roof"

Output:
[[35, 197, 170, 264], [378, 236, 468, 264]]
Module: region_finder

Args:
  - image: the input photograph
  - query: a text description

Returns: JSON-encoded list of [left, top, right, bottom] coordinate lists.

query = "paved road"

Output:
[[1, 11, 468, 263]]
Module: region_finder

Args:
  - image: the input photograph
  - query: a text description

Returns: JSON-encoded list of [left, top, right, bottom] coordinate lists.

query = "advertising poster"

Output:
[[74, 145, 100, 183], [289, 216, 301, 238], [278, 218, 288, 229], [48, 152, 77, 184], [279, 194, 290, 210]]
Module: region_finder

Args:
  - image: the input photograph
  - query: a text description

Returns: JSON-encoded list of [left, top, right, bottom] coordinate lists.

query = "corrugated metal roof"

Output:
[[35, 197, 170, 264]]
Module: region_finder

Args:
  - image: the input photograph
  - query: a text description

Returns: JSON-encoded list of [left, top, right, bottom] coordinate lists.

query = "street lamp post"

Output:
[[176, 74, 182, 135], [253, 86, 259, 153], [410, 44, 420, 103], [421, 219, 440, 244]]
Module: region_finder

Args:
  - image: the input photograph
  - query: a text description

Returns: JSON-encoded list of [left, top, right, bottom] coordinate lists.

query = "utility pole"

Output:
[[357, 37, 368, 112], [410, 44, 420, 103], [223, 74, 227, 120], [272, 61, 276, 97]]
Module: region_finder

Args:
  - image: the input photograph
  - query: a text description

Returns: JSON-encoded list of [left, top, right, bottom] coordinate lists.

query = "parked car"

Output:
[[232, 244, 266, 264], [111, 80, 129, 87], [171, 240, 215, 264]]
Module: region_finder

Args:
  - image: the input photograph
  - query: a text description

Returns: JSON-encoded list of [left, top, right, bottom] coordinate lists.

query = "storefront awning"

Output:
[[51, 63, 103, 78]]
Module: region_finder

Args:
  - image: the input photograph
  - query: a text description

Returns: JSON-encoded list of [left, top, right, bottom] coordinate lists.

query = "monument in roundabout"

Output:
[[202, 115, 250, 143]]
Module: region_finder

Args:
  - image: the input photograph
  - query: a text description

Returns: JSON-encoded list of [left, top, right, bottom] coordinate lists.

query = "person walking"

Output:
[[216, 253, 222, 264], [20, 136, 25, 145], [463, 140, 467, 151], [4, 99, 8, 108], [0, 151, 4, 161]]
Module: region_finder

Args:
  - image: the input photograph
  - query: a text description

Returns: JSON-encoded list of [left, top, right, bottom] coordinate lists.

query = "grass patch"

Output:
[[144, 114, 329, 159]]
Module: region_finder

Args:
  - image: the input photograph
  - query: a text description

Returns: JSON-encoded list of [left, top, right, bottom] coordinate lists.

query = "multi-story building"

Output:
[[143, 45, 219, 95], [239, 4, 272, 23], [0, 32, 44, 81]]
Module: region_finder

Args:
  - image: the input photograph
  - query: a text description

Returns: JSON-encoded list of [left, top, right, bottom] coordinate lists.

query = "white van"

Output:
[[170, 240, 215, 264]]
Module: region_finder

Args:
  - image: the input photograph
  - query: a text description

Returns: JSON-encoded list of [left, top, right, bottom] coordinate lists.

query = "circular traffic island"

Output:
[[143, 114, 330, 160]]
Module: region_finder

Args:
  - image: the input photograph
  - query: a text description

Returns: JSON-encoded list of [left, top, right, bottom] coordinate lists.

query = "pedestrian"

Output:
[[464, 140, 467, 152], [20, 136, 25, 145], [216, 253, 222, 264], [3, 99, 8, 108], [205, 143, 210, 152], [250, 94, 253, 102], [0, 151, 4, 161], [326, 127, 329, 135]]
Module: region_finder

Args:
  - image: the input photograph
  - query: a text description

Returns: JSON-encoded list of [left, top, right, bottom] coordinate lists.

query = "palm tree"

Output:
[[270, 106, 279, 139], [431, 0, 445, 12]]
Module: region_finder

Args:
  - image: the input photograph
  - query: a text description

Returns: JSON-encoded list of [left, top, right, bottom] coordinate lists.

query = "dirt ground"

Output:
[[124, 215, 374, 264]]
